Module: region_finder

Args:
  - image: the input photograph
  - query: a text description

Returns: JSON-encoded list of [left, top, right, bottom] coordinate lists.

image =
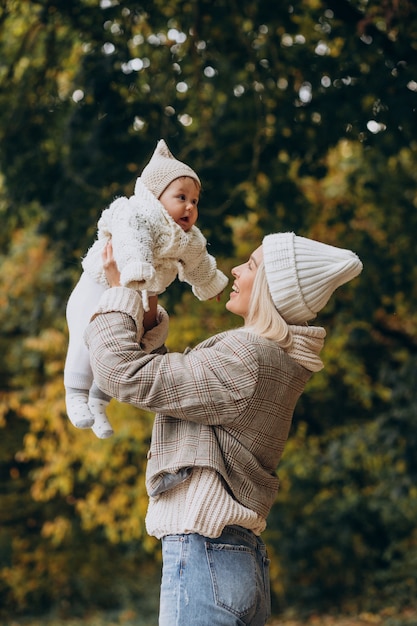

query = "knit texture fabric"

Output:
[[141, 139, 201, 199], [146, 467, 266, 539], [87, 287, 170, 350], [263, 232, 363, 324], [81, 180, 228, 301], [286, 324, 326, 372]]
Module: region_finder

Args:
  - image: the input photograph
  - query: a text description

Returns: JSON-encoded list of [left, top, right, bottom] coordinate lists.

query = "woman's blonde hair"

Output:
[[244, 261, 292, 348]]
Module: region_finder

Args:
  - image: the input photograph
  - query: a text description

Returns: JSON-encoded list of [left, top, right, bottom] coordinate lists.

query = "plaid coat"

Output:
[[86, 288, 312, 519]]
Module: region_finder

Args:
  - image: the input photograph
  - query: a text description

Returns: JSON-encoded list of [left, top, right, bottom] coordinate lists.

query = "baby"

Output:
[[64, 140, 228, 438]]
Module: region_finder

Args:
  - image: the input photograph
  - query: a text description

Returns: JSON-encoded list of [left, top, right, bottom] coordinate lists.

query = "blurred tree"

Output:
[[0, 227, 157, 615], [0, 0, 416, 617], [268, 353, 417, 611], [1, 0, 416, 258], [265, 139, 417, 611]]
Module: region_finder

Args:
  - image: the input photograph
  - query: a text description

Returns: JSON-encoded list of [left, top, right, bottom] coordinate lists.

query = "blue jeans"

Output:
[[159, 525, 271, 626]]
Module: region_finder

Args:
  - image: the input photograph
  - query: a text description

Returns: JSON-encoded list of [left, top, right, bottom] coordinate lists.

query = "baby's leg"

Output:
[[64, 273, 107, 429], [65, 387, 93, 429]]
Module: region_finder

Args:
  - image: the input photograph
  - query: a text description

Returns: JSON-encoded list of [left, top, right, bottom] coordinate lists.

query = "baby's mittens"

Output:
[[140, 305, 169, 353], [65, 388, 95, 429]]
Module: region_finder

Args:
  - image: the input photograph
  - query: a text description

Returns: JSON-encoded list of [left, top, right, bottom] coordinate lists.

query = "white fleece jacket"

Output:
[[82, 179, 228, 304]]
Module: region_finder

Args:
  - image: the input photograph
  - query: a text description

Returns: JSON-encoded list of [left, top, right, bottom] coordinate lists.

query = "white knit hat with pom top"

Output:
[[140, 139, 201, 199], [263, 232, 363, 324]]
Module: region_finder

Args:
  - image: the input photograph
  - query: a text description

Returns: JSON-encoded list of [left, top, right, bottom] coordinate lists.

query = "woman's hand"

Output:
[[102, 241, 158, 330], [209, 290, 224, 303], [102, 241, 121, 287]]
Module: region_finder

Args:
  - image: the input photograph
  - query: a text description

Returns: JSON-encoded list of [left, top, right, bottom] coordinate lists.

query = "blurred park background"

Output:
[[1, 0, 417, 624]]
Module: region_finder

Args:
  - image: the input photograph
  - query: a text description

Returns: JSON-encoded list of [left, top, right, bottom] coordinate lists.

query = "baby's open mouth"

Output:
[[178, 216, 190, 229]]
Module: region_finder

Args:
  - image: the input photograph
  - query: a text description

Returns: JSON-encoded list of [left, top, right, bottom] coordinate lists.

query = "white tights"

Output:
[[64, 272, 113, 438]]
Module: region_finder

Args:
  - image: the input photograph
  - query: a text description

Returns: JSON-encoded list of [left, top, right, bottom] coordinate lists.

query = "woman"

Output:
[[85, 231, 362, 626]]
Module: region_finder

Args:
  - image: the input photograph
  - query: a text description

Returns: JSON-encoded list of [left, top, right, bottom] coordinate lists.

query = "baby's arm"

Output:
[[106, 197, 156, 290], [179, 237, 229, 301], [102, 240, 158, 331]]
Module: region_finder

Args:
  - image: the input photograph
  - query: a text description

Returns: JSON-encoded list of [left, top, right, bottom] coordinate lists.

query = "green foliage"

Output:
[[267, 352, 417, 611], [0, 0, 417, 619], [0, 226, 158, 615]]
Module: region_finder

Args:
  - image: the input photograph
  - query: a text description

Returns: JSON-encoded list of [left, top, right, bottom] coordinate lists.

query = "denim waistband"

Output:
[[162, 525, 265, 551], [221, 525, 263, 550]]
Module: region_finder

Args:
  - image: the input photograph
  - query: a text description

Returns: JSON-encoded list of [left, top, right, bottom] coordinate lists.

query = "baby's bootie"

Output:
[[65, 388, 95, 429], [89, 397, 114, 439]]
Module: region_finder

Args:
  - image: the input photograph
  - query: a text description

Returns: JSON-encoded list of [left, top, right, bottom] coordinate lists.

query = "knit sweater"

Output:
[[81, 179, 228, 303], [86, 288, 326, 537], [145, 466, 266, 538]]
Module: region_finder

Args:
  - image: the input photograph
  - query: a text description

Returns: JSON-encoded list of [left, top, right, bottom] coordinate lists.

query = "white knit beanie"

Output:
[[140, 139, 201, 199], [263, 232, 363, 324]]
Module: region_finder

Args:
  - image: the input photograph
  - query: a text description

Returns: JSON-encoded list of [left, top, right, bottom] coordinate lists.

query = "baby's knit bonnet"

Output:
[[140, 139, 201, 199], [263, 232, 363, 324]]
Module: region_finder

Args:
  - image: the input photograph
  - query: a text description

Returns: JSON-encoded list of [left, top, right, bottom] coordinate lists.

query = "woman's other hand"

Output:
[[102, 241, 121, 287], [102, 241, 158, 330]]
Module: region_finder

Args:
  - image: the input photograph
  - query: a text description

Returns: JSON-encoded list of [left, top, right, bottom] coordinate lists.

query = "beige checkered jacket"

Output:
[[86, 288, 313, 519]]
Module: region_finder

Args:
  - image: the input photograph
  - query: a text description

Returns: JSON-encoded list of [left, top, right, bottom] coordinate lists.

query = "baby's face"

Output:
[[159, 177, 200, 232]]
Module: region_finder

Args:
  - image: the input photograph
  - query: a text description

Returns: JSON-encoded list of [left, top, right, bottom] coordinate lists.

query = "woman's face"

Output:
[[226, 245, 263, 321]]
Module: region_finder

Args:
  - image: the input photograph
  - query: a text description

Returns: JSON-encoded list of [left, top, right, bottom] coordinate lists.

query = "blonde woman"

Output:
[[85, 232, 362, 626]]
